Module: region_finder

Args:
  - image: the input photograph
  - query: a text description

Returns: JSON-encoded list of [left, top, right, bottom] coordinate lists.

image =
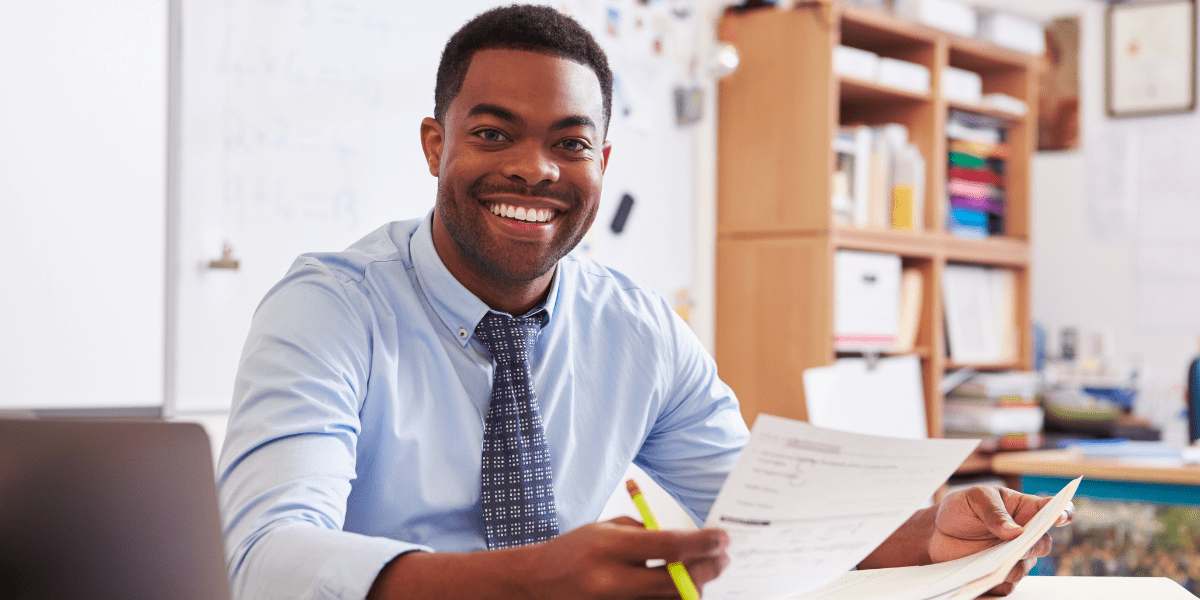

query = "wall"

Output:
[[975, 0, 1200, 444], [0, 0, 166, 411]]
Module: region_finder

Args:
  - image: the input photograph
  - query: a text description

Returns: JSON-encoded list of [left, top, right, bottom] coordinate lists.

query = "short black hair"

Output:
[[434, 4, 613, 136]]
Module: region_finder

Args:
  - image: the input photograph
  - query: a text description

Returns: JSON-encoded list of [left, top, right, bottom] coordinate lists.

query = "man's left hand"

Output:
[[929, 486, 1075, 596]]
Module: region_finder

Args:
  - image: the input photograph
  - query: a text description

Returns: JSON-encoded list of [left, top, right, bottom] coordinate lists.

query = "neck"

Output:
[[430, 214, 555, 316]]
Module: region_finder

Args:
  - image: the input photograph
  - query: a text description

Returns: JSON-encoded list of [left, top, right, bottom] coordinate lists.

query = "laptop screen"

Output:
[[0, 419, 232, 600]]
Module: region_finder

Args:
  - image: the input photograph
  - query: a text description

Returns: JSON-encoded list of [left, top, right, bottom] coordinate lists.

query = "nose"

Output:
[[501, 141, 559, 186]]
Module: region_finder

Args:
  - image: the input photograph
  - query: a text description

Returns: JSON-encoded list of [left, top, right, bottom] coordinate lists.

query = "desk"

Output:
[[1005, 576, 1193, 599], [992, 450, 1200, 584], [992, 449, 1200, 487]]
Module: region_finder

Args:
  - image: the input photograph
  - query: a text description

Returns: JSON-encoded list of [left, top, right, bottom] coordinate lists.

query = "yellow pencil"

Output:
[[625, 479, 701, 600]]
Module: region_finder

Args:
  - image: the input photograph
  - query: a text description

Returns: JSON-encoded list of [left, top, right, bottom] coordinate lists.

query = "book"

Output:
[[944, 431, 1043, 452], [942, 265, 1018, 364], [832, 125, 873, 227], [947, 370, 1039, 405], [943, 403, 1044, 435], [890, 143, 926, 231], [893, 267, 924, 353]]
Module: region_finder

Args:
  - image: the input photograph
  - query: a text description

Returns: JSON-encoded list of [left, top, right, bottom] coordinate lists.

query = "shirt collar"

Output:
[[409, 210, 560, 347]]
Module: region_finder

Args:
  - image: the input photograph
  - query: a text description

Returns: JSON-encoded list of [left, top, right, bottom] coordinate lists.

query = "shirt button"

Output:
[[458, 328, 469, 339]]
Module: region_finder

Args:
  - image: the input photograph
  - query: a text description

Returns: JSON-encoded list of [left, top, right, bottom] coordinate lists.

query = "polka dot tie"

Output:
[[475, 311, 559, 550]]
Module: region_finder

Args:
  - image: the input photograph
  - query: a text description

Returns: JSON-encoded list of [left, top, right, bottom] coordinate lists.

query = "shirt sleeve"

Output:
[[633, 297, 750, 525], [217, 260, 431, 600]]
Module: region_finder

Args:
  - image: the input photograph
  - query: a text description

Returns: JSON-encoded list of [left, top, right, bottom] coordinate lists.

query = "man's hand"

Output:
[[368, 517, 730, 600], [859, 486, 1074, 597], [928, 486, 1074, 595]]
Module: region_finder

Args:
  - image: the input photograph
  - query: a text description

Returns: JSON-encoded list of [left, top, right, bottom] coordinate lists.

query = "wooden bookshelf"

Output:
[[715, 3, 1039, 437]]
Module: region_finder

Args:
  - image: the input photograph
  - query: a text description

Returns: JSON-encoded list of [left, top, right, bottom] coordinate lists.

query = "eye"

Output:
[[558, 138, 590, 152], [477, 129, 508, 143]]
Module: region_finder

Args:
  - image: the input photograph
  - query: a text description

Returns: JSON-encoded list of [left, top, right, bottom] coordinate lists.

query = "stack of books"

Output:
[[943, 371, 1043, 451], [946, 110, 1008, 238]]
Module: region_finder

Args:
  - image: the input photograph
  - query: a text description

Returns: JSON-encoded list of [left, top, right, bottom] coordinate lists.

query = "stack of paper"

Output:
[[700, 415, 1082, 600], [787, 477, 1080, 600]]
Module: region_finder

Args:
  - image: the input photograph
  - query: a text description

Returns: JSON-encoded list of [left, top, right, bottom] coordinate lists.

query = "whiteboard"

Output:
[[0, 0, 166, 411], [173, 0, 707, 411]]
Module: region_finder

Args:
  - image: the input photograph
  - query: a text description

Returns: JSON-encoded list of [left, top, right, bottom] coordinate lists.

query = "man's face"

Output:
[[423, 49, 610, 290]]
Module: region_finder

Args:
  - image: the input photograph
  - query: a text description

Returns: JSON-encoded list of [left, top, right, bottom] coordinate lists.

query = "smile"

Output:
[[489, 203, 557, 223]]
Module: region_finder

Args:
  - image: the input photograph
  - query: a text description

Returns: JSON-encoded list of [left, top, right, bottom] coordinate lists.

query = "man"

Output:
[[218, 5, 1071, 600]]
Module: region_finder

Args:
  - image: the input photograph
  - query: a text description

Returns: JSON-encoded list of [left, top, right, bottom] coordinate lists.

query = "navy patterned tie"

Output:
[[475, 311, 559, 549]]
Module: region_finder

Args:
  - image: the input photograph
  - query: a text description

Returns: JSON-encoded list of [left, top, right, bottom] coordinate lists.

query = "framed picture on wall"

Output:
[[1107, 0, 1197, 118]]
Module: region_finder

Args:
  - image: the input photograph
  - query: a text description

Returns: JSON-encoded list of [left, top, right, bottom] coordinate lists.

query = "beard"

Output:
[[436, 174, 595, 285]]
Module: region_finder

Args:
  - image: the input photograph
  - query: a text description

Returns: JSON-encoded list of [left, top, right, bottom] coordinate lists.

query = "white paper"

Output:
[[803, 355, 928, 440], [786, 477, 1081, 600], [702, 415, 979, 600]]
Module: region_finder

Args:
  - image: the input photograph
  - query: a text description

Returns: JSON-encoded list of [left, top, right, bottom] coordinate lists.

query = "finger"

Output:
[[683, 550, 732, 587], [967, 487, 1024, 540], [1056, 501, 1076, 527], [987, 557, 1037, 596], [606, 516, 646, 528], [999, 488, 1053, 526], [1022, 532, 1053, 559], [621, 527, 730, 564]]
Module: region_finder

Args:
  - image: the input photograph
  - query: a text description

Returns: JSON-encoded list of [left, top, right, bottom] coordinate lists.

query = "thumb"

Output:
[[973, 488, 1024, 541], [985, 508, 1024, 540]]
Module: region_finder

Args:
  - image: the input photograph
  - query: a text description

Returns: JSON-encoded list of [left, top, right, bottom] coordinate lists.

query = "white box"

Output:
[[980, 93, 1029, 116], [877, 57, 930, 94], [942, 66, 983, 104], [834, 250, 901, 351], [895, 0, 977, 37], [978, 10, 1045, 55], [834, 45, 881, 81]]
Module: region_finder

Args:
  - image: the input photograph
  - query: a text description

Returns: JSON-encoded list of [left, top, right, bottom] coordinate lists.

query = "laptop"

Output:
[[0, 419, 232, 600]]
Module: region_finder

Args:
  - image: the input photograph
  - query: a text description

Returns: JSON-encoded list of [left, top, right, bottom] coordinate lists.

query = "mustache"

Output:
[[466, 177, 579, 207]]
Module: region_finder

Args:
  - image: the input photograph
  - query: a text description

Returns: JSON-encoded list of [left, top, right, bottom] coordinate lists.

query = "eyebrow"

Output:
[[467, 103, 597, 134]]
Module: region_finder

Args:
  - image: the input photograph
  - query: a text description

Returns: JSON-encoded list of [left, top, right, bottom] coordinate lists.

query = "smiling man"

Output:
[[217, 5, 1069, 600]]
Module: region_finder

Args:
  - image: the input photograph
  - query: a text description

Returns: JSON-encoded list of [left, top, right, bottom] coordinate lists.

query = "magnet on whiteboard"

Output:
[[611, 194, 635, 234]]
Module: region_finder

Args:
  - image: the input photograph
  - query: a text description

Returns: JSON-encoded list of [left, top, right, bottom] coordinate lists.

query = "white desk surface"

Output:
[[1003, 576, 1193, 599]]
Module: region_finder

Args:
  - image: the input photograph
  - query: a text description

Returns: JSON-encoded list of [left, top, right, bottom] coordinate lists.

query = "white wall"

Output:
[[0, 0, 166, 411], [976, 0, 1200, 444]]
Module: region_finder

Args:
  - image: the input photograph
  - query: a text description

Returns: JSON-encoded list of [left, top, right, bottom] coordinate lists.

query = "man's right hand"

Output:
[[368, 517, 731, 599]]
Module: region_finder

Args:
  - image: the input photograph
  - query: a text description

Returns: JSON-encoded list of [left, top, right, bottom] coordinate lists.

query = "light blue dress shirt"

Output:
[[217, 213, 749, 600]]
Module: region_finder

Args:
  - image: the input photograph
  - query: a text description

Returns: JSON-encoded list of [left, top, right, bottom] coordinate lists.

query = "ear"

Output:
[[420, 117, 445, 176], [600, 140, 612, 176]]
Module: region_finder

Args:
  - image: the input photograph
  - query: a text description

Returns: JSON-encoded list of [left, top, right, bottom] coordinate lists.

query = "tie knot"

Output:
[[475, 311, 542, 365]]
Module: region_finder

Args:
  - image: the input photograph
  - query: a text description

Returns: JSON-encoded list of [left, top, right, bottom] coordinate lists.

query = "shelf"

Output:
[[832, 226, 940, 257], [837, 346, 932, 360], [839, 4, 937, 49], [840, 76, 931, 105], [955, 450, 995, 475], [945, 361, 1025, 371], [946, 101, 1027, 123], [947, 37, 1039, 72], [830, 226, 1030, 266], [943, 235, 1029, 266], [717, 5, 1036, 434]]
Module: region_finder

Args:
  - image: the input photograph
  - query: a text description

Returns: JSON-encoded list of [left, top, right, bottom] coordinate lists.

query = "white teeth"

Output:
[[489, 203, 555, 223]]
